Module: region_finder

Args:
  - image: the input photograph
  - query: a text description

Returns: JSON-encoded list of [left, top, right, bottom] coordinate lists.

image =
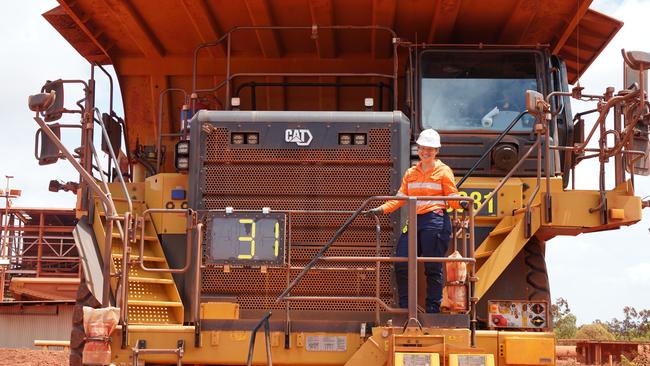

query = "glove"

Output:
[[459, 201, 470, 210], [364, 207, 383, 218]]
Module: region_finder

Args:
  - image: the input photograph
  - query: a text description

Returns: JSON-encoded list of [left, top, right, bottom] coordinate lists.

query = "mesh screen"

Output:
[[200, 127, 397, 311], [128, 305, 176, 324]]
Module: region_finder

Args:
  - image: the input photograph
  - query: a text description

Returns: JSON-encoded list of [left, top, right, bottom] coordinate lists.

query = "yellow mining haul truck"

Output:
[[26, 1, 649, 365]]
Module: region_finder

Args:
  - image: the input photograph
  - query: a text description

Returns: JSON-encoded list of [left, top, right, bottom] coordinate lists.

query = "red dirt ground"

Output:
[[0, 348, 68, 366]]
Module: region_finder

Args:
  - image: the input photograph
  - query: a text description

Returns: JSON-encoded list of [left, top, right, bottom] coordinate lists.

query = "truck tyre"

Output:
[[524, 237, 550, 301], [69, 273, 101, 366]]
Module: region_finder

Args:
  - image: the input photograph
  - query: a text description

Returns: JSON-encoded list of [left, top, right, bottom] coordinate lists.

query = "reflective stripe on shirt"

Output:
[[408, 182, 442, 190], [416, 200, 445, 206]]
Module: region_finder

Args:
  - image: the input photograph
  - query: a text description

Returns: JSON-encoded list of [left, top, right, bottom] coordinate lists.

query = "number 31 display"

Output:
[[206, 212, 286, 266]]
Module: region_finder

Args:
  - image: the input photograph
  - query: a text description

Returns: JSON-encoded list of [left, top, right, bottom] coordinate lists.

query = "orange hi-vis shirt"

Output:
[[379, 160, 461, 214]]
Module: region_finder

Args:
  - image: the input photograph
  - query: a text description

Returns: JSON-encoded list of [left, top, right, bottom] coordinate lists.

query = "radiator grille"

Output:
[[200, 127, 398, 311]]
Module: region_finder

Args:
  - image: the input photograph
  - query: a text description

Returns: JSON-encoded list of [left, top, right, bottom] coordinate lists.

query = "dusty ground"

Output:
[[0, 348, 68, 366]]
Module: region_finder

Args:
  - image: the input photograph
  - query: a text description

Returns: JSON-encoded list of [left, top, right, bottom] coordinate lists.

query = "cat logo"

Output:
[[285, 128, 313, 146]]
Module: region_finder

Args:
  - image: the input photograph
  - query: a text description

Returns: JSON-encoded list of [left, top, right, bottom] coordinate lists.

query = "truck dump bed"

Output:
[[43, 0, 621, 150]]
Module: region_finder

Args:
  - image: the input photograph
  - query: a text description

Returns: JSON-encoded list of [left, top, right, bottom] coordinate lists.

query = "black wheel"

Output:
[[70, 272, 101, 366], [524, 237, 550, 301]]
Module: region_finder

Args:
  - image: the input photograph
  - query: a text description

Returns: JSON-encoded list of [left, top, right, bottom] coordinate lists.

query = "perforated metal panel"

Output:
[[189, 111, 409, 312], [128, 305, 176, 324]]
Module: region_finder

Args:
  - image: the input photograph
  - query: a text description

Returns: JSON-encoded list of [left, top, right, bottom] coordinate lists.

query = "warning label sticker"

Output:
[[402, 354, 432, 366], [305, 335, 347, 352], [458, 355, 486, 366]]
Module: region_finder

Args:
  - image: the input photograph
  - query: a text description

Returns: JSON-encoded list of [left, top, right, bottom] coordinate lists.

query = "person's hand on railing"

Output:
[[459, 200, 470, 211], [364, 207, 383, 218]]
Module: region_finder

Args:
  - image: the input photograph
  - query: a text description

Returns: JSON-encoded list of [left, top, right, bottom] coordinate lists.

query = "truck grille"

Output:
[[199, 127, 398, 311]]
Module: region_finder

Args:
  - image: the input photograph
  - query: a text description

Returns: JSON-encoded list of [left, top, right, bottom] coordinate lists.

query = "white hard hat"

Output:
[[416, 129, 441, 148]]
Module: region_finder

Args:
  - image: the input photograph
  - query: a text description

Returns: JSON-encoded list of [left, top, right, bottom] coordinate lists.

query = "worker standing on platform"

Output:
[[366, 129, 466, 313]]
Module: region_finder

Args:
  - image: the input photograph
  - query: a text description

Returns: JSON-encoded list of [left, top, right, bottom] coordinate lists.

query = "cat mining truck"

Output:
[[26, 1, 650, 365]]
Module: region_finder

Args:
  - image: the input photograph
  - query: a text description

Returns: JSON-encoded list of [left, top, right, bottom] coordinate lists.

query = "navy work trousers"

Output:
[[395, 210, 451, 313]]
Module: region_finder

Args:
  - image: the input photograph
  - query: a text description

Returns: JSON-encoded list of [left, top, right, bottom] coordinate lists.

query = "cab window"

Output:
[[420, 51, 539, 132]]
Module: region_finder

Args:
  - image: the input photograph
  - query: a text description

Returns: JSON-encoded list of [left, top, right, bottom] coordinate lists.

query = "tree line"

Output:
[[552, 298, 650, 341]]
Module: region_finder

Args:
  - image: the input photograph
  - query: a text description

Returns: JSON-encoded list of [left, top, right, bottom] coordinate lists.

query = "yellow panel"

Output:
[[542, 185, 642, 230], [454, 177, 523, 219], [449, 354, 495, 366], [200, 302, 240, 320], [113, 328, 363, 365], [504, 337, 554, 365], [345, 334, 387, 366], [394, 353, 439, 366], [474, 331, 499, 359], [145, 173, 189, 234], [609, 208, 625, 219]]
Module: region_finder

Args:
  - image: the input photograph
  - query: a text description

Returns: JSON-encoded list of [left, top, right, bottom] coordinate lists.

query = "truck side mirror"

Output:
[[28, 91, 56, 112], [621, 50, 650, 176], [624, 66, 646, 91], [34, 124, 61, 165], [628, 132, 650, 176], [623, 50, 650, 69], [42, 79, 65, 122], [101, 113, 122, 155], [525, 90, 545, 117]]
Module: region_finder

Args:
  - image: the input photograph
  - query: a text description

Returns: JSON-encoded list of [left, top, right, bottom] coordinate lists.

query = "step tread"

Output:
[[112, 253, 166, 263], [129, 276, 175, 285], [98, 212, 152, 221], [488, 224, 514, 237], [128, 300, 183, 307], [111, 232, 158, 241], [474, 250, 494, 259]]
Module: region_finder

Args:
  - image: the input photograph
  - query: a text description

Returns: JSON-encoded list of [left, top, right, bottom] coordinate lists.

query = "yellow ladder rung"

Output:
[[111, 197, 144, 203], [98, 211, 151, 220], [112, 232, 158, 241], [129, 276, 174, 285], [488, 224, 514, 237], [475, 250, 495, 259], [113, 253, 166, 263], [129, 300, 183, 307]]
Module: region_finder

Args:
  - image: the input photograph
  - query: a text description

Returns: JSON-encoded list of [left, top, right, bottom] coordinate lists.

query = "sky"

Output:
[[0, 0, 648, 325]]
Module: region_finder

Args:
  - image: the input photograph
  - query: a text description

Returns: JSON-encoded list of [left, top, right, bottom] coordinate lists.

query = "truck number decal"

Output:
[[448, 189, 497, 216]]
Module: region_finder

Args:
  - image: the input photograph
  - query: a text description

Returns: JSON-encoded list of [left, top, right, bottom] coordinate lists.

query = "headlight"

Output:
[[175, 140, 190, 172], [175, 140, 190, 155], [231, 133, 245, 145], [410, 144, 418, 156], [353, 133, 366, 145], [175, 156, 189, 170], [339, 133, 352, 145], [246, 133, 259, 145]]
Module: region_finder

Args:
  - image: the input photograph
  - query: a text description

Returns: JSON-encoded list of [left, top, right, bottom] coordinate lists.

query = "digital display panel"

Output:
[[205, 212, 286, 266]]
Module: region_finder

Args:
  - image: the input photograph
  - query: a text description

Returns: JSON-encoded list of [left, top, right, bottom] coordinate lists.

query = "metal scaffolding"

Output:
[[0, 206, 78, 301]]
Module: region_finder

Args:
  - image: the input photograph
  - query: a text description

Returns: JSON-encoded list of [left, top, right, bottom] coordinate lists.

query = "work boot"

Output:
[[426, 303, 441, 313]]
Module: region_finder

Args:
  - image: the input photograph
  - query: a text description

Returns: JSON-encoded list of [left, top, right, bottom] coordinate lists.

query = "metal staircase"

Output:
[[92, 196, 184, 325], [473, 208, 541, 300]]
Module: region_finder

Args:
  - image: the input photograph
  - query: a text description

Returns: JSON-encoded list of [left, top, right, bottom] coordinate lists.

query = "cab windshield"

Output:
[[420, 51, 539, 132]]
